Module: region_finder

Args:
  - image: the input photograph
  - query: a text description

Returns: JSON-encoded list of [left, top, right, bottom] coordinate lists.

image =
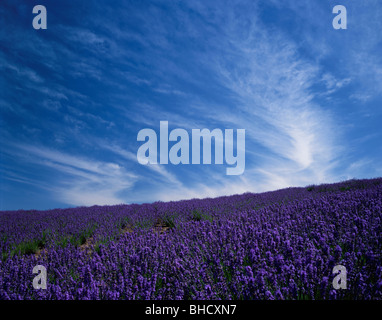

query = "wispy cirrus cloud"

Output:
[[5, 144, 138, 207], [103, 144, 182, 186], [173, 4, 343, 192], [1, 0, 381, 210]]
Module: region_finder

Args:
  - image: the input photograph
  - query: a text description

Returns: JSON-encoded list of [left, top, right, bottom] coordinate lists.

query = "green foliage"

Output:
[[56, 236, 70, 248], [56, 224, 97, 248], [1, 234, 8, 243], [120, 216, 132, 229], [243, 255, 251, 267], [191, 209, 213, 222], [2, 251, 9, 261], [69, 268, 80, 280], [2, 229, 50, 260], [222, 265, 232, 283], [163, 214, 176, 229], [134, 219, 152, 229], [192, 210, 203, 221], [155, 277, 164, 294], [10, 239, 39, 257], [94, 238, 110, 254]]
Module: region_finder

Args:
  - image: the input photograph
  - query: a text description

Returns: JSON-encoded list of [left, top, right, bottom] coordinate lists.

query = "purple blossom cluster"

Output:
[[0, 178, 381, 300]]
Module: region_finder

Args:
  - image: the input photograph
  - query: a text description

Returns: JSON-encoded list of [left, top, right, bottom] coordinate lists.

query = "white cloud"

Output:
[[12, 145, 137, 207], [103, 2, 346, 203], [134, 3, 345, 200], [104, 144, 182, 186], [199, 19, 341, 188]]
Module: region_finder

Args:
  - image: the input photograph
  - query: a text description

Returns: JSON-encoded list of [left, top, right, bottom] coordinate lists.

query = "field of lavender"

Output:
[[0, 178, 381, 300]]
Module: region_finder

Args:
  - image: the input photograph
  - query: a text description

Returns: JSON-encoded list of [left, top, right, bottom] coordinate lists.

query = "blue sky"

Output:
[[1, 0, 382, 210]]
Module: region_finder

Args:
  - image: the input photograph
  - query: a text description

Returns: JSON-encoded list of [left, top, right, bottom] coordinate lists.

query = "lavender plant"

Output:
[[0, 178, 381, 300]]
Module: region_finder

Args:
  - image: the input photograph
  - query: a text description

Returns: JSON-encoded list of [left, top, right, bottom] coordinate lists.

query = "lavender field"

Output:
[[1, 178, 381, 300]]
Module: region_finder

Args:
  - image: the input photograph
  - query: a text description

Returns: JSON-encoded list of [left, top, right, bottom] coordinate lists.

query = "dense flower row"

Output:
[[0, 178, 381, 299]]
